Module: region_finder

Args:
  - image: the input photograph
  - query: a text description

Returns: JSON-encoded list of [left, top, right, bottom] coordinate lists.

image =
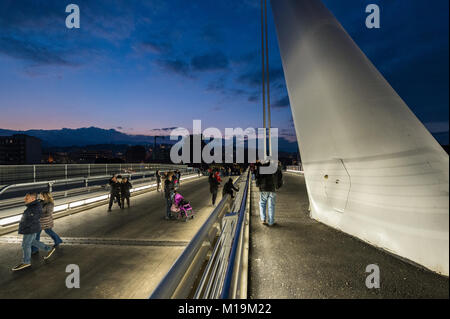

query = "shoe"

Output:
[[44, 247, 56, 260], [108, 209, 112, 212], [261, 220, 268, 225], [12, 263, 31, 271], [268, 222, 277, 227]]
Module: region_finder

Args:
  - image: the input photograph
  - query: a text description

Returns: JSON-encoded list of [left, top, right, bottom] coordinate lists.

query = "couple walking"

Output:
[[12, 191, 62, 271]]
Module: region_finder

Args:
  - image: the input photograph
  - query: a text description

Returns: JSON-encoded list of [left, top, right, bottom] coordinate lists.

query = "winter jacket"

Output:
[[40, 201, 54, 230], [256, 162, 283, 192], [209, 174, 220, 193], [164, 178, 175, 199], [120, 181, 133, 198], [18, 200, 42, 235], [109, 178, 121, 195], [223, 180, 239, 196]]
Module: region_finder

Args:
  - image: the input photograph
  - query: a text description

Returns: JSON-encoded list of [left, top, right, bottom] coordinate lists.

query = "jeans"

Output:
[[22, 233, 51, 264], [32, 229, 63, 253], [259, 192, 276, 225]]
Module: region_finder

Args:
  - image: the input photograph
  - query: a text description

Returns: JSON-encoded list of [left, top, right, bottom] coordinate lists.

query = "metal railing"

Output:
[[0, 171, 201, 230], [0, 166, 194, 213], [150, 170, 250, 299], [193, 171, 250, 299], [286, 164, 303, 172], [0, 163, 188, 186]]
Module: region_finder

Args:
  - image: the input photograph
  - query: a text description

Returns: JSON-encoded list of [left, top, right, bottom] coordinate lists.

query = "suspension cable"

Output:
[[264, 0, 271, 157], [260, 0, 266, 159]]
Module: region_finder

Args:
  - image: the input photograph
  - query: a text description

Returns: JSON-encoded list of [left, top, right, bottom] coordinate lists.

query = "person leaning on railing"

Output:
[[222, 178, 239, 199]]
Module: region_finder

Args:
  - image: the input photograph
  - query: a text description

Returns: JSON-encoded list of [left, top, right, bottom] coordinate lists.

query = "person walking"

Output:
[[108, 175, 122, 211], [208, 170, 220, 206], [156, 170, 161, 192], [256, 160, 283, 227], [12, 193, 55, 271], [164, 172, 176, 220], [176, 170, 181, 186], [120, 177, 133, 208], [31, 191, 63, 255]]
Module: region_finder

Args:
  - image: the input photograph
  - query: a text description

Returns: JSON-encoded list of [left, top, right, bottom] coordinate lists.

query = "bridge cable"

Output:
[[260, 0, 267, 159], [264, 0, 271, 157]]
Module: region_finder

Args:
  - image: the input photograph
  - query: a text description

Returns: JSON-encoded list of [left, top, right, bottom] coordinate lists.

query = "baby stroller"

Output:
[[170, 192, 195, 221]]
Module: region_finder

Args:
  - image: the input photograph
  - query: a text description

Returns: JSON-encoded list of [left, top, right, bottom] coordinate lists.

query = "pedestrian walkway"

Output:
[[0, 175, 229, 298], [249, 172, 449, 298]]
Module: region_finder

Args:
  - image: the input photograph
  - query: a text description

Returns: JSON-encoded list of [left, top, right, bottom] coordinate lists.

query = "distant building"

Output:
[[69, 150, 113, 163], [0, 134, 42, 165], [125, 145, 146, 163]]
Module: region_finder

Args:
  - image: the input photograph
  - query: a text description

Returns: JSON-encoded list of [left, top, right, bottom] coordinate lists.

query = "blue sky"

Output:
[[0, 0, 448, 144]]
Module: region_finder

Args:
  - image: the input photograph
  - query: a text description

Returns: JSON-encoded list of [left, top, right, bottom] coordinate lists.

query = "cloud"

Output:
[[156, 58, 190, 76], [272, 95, 290, 108], [248, 94, 260, 103], [191, 52, 229, 71], [200, 25, 224, 44], [0, 36, 77, 67], [207, 77, 226, 92], [237, 67, 285, 87], [133, 41, 172, 55]]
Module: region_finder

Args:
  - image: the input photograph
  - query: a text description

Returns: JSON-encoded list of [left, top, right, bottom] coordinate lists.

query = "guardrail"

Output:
[[0, 167, 194, 206], [0, 163, 188, 186], [150, 170, 250, 299], [0, 172, 201, 233], [286, 164, 303, 173]]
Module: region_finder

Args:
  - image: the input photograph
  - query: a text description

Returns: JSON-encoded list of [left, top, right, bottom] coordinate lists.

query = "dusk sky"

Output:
[[0, 0, 448, 144]]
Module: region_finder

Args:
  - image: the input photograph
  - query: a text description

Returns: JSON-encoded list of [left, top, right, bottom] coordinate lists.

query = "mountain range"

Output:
[[0, 127, 299, 153]]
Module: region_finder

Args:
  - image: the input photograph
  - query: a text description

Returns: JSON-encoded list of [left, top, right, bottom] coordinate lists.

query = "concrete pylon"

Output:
[[271, 0, 449, 275]]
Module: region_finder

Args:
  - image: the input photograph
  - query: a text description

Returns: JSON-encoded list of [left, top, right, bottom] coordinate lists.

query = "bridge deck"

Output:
[[0, 175, 228, 299], [249, 172, 449, 298]]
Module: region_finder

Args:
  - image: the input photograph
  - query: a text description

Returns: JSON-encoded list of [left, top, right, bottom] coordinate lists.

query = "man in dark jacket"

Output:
[[222, 178, 239, 199], [256, 160, 283, 226], [164, 172, 176, 219], [12, 193, 55, 271], [120, 177, 133, 208], [108, 175, 122, 211], [156, 170, 161, 192], [208, 170, 220, 206]]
